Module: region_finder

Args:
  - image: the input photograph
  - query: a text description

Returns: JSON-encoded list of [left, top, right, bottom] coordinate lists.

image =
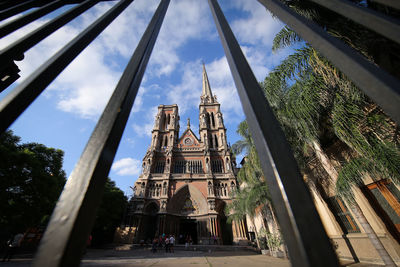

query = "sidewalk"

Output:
[[0, 247, 386, 266]]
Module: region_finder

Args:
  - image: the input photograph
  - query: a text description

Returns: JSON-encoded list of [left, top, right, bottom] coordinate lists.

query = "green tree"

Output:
[[91, 177, 128, 246], [228, 121, 276, 249], [0, 130, 66, 240]]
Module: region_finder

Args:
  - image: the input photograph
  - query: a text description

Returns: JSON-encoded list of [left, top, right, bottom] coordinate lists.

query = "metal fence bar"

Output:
[[309, 0, 400, 44], [0, 0, 126, 134], [0, 0, 100, 92], [257, 0, 400, 125], [370, 0, 400, 10], [33, 0, 169, 265], [207, 0, 340, 266], [0, 1, 33, 11], [0, 0, 41, 21], [0, 0, 66, 38]]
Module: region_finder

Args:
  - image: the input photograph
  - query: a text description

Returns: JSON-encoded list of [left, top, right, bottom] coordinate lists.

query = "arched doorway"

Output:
[[143, 202, 159, 240], [167, 185, 208, 244], [217, 201, 233, 245]]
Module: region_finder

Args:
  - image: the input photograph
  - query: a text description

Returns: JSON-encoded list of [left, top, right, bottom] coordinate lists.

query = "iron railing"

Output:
[[0, 0, 399, 266]]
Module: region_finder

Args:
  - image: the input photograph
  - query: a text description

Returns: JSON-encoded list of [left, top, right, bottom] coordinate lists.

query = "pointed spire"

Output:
[[187, 118, 190, 129], [201, 63, 215, 103]]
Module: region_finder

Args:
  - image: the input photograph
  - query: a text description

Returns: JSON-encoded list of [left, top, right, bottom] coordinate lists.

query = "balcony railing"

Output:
[[0, 0, 399, 266]]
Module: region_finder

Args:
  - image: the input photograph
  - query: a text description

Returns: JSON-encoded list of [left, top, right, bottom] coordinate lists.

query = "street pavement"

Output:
[[0, 246, 387, 266]]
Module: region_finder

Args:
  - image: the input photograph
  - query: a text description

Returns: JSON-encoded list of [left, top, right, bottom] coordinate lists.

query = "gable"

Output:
[[178, 129, 200, 148]]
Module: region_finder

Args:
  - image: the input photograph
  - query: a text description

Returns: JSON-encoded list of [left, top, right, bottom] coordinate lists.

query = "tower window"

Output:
[[154, 161, 165, 173], [211, 159, 223, 173], [206, 113, 210, 128], [161, 113, 166, 129], [211, 112, 215, 128], [214, 135, 218, 148], [163, 135, 168, 147]]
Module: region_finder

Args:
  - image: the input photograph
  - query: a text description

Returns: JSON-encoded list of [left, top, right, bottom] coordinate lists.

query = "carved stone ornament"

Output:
[[181, 198, 198, 214], [161, 200, 167, 210], [208, 200, 215, 210], [184, 137, 193, 146]]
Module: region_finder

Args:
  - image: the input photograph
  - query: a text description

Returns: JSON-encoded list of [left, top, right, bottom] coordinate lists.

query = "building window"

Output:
[[173, 160, 203, 173], [154, 161, 165, 173], [211, 159, 223, 173], [364, 179, 400, 242], [328, 196, 361, 233], [214, 135, 218, 148]]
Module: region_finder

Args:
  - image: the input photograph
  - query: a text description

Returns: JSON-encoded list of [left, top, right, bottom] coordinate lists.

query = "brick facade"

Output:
[[124, 65, 247, 245]]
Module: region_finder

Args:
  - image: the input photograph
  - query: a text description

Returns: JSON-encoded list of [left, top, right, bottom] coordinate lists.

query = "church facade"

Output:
[[124, 66, 248, 245]]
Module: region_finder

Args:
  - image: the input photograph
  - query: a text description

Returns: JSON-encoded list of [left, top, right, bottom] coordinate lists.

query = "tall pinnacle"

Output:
[[201, 63, 215, 103]]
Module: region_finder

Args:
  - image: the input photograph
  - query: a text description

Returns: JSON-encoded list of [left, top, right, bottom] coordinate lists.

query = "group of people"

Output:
[[151, 234, 175, 253]]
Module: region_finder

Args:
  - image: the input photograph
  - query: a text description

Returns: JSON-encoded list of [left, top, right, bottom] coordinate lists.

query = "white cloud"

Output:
[[0, 0, 216, 119], [132, 122, 154, 138], [166, 60, 203, 115], [149, 0, 213, 76], [112, 157, 141, 176], [54, 41, 121, 118], [131, 86, 146, 113], [132, 105, 158, 137], [231, 0, 284, 47], [0, 0, 288, 123]]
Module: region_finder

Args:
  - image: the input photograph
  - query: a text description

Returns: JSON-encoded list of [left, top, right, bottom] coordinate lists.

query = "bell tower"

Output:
[[151, 104, 180, 151], [199, 63, 231, 166], [141, 104, 180, 177]]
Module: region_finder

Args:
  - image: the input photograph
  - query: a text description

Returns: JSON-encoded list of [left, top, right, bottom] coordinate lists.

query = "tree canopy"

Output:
[[91, 177, 128, 246], [0, 130, 66, 238]]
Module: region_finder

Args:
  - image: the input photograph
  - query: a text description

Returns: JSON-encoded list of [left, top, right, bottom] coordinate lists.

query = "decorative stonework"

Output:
[[181, 198, 198, 214], [208, 199, 215, 211], [184, 137, 193, 146]]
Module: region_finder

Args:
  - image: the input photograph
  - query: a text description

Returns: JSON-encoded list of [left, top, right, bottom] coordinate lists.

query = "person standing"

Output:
[[2, 233, 24, 262], [152, 237, 158, 253], [169, 235, 175, 253], [165, 236, 170, 253]]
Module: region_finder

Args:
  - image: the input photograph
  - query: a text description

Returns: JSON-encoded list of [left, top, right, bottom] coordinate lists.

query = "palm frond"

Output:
[[272, 26, 302, 52]]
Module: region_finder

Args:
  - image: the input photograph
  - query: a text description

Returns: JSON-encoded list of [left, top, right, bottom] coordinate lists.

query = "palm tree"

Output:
[[228, 121, 278, 249], [273, 1, 400, 79], [261, 30, 400, 265], [226, 180, 269, 249]]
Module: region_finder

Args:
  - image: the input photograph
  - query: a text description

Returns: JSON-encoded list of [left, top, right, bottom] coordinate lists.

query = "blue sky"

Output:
[[0, 0, 293, 197]]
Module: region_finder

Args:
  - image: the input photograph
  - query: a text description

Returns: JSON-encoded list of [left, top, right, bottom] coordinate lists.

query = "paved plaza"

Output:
[[0, 246, 386, 266]]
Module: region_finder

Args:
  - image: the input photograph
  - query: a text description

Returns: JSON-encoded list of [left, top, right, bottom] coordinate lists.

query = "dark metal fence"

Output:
[[0, 0, 399, 266]]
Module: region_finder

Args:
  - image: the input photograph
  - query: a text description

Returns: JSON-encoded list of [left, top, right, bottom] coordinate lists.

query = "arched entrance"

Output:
[[167, 185, 208, 244], [143, 202, 159, 240], [216, 201, 233, 245]]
